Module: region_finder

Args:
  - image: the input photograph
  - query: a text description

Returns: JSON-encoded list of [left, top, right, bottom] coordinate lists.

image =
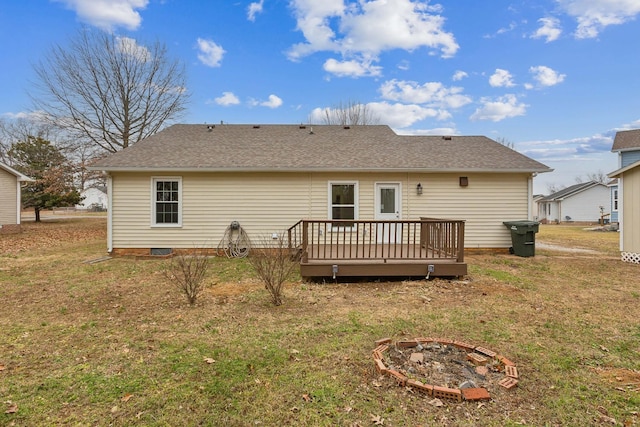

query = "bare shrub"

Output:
[[163, 249, 210, 305], [248, 234, 298, 306]]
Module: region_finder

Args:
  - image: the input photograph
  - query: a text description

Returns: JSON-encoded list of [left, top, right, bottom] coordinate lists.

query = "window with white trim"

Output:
[[329, 182, 357, 226], [152, 177, 181, 226]]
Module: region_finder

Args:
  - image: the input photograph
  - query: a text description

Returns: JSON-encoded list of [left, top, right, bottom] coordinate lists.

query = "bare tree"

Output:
[[547, 183, 564, 194], [495, 136, 515, 149], [313, 100, 380, 125], [586, 170, 608, 184], [0, 117, 55, 164], [31, 28, 188, 153]]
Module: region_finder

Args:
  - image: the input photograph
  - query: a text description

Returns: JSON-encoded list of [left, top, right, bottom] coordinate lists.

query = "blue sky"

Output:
[[1, 0, 640, 193]]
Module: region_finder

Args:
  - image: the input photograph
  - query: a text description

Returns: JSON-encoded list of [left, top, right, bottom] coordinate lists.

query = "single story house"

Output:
[[0, 161, 33, 233], [536, 181, 610, 223], [609, 129, 640, 264], [531, 194, 545, 221], [76, 186, 108, 211], [90, 124, 551, 276]]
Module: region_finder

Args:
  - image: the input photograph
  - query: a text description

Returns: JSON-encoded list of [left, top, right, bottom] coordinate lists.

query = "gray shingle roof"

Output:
[[91, 124, 552, 173], [539, 181, 603, 201], [612, 129, 640, 151]]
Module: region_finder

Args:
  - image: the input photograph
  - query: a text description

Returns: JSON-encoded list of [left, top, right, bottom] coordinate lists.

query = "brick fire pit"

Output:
[[372, 337, 519, 402]]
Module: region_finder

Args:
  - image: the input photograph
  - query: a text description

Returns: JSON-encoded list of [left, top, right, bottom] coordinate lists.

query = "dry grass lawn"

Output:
[[1, 218, 638, 426]]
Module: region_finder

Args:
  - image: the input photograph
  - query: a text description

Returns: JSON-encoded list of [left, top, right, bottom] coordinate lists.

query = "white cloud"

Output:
[[452, 70, 468, 81], [323, 57, 382, 77], [557, 0, 640, 38], [367, 101, 449, 128], [214, 92, 240, 106], [196, 38, 225, 67], [489, 69, 515, 88], [308, 100, 446, 128], [528, 65, 566, 88], [116, 36, 150, 61], [53, 0, 148, 31], [247, 0, 264, 22], [260, 94, 283, 108], [288, 0, 458, 72], [531, 17, 562, 42], [379, 79, 472, 109], [395, 127, 458, 135], [470, 94, 527, 122]]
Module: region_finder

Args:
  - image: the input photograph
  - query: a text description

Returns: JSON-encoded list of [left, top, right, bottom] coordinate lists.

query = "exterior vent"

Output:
[[150, 248, 173, 256], [253, 125, 260, 129], [299, 125, 307, 129], [442, 136, 452, 140], [344, 126, 351, 129]]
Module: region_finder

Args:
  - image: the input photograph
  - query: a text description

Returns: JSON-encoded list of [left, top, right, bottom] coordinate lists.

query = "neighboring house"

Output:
[[537, 181, 610, 223], [90, 124, 552, 261], [0, 161, 33, 233], [531, 194, 545, 221], [76, 186, 108, 210], [609, 129, 640, 264]]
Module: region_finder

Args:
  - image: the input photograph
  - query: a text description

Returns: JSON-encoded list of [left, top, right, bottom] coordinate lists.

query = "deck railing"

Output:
[[287, 219, 465, 263]]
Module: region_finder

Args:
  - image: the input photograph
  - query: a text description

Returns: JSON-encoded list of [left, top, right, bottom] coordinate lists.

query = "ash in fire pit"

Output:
[[372, 338, 519, 402]]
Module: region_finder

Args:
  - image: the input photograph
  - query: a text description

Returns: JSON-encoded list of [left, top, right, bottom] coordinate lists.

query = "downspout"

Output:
[[618, 178, 624, 252], [107, 174, 113, 253], [15, 180, 22, 225], [527, 175, 533, 220]]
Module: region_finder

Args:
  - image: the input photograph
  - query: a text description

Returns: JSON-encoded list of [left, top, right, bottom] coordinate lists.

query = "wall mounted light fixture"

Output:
[[417, 183, 423, 195]]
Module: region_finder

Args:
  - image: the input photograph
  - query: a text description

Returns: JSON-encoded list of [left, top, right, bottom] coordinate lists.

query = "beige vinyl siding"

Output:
[[0, 168, 18, 226], [111, 172, 312, 248], [110, 171, 530, 250], [407, 173, 530, 248], [621, 167, 640, 253]]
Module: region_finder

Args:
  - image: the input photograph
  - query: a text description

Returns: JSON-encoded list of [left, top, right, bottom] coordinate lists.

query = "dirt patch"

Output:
[[536, 241, 600, 254]]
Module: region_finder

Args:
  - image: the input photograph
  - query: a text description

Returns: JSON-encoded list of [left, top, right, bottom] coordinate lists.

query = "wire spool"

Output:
[[218, 221, 251, 258]]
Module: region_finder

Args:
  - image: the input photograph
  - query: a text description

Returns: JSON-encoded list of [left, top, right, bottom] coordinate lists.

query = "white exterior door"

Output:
[[375, 183, 401, 243]]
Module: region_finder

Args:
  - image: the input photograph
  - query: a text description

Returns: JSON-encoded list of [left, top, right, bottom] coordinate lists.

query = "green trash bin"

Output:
[[503, 221, 539, 257]]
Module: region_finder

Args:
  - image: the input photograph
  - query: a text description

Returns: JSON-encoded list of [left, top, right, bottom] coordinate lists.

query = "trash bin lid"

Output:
[[503, 220, 539, 226], [503, 220, 539, 233]]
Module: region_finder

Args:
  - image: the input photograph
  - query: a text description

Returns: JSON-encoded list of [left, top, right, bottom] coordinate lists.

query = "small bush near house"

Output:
[[163, 249, 211, 305], [248, 234, 298, 306]]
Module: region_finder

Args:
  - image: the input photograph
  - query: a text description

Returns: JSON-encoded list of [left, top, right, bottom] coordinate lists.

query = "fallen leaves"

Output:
[[370, 414, 384, 425], [4, 401, 18, 414], [203, 357, 216, 364]]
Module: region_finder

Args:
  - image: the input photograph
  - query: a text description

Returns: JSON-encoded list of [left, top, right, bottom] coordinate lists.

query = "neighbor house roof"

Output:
[[611, 129, 640, 152], [0, 161, 33, 181], [91, 124, 552, 174], [539, 181, 604, 202]]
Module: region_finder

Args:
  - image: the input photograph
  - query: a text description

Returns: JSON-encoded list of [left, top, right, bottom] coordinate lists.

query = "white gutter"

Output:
[[89, 166, 555, 174]]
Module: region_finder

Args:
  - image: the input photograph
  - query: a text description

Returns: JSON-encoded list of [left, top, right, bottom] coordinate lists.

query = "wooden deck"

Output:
[[288, 219, 467, 278]]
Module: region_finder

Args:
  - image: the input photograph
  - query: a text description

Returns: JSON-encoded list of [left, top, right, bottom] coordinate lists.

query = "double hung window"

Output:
[[152, 177, 181, 226], [329, 182, 357, 227]]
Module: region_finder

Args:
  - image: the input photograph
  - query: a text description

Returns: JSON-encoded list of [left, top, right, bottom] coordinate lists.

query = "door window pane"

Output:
[[380, 188, 395, 214]]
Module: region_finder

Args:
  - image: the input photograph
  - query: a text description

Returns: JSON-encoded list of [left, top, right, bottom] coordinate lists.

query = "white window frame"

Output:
[[151, 176, 182, 227], [328, 181, 358, 229]]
